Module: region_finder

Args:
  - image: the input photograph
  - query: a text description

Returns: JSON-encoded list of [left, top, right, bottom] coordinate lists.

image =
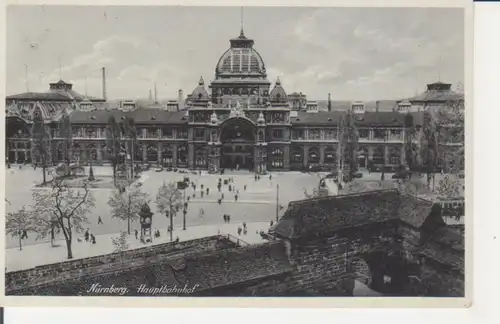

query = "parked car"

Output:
[[392, 169, 411, 179], [352, 172, 363, 179], [155, 166, 163, 172]]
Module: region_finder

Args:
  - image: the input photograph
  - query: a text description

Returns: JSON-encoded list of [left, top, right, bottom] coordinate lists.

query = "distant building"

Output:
[[288, 92, 307, 111]]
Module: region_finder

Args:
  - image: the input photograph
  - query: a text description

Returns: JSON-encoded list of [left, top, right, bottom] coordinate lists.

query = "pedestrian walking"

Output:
[[206, 188, 209, 195], [218, 198, 222, 205], [244, 185, 247, 191], [91, 234, 96, 244], [228, 215, 231, 223], [135, 229, 138, 240], [201, 190, 204, 198], [223, 214, 227, 223], [234, 194, 238, 202], [269, 174, 272, 180], [228, 184, 232, 192], [270, 220, 274, 227], [201, 184, 204, 190], [222, 193, 224, 200], [98, 216, 103, 224], [237, 227, 242, 235], [243, 222, 247, 230], [84, 229, 90, 242]]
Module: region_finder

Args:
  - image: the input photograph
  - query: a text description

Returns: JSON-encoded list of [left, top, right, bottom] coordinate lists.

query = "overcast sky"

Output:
[[6, 6, 464, 101]]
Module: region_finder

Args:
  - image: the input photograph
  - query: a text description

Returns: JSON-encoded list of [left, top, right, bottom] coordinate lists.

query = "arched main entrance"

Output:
[[219, 117, 256, 170]]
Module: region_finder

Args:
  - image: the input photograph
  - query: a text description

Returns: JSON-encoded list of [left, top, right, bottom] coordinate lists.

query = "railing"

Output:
[[226, 234, 250, 247]]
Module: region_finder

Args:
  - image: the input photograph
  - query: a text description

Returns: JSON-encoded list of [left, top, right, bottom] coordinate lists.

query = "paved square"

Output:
[[5, 166, 323, 250]]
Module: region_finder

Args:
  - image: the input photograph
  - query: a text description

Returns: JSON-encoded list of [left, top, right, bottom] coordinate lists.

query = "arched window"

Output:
[[308, 148, 320, 164], [178, 146, 188, 164], [162, 146, 174, 166], [291, 147, 303, 163], [271, 148, 284, 168], [195, 148, 207, 167], [146, 145, 158, 162], [324, 147, 337, 164]]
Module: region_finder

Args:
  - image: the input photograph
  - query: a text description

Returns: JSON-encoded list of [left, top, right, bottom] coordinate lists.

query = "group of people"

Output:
[[237, 222, 248, 235], [84, 229, 96, 244]]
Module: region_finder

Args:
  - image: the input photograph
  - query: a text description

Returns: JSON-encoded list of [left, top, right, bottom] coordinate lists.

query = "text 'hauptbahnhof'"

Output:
[[6, 29, 464, 173]]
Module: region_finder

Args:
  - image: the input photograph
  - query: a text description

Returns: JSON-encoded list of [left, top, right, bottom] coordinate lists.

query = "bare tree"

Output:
[[108, 185, 149, 234], [121, 116, 137, 179], [155, 181, 183, 242], [6, 206, 32, 251], [32, 107, 50, 184], [111, 231, 130, 253], [59, 110, 73, 176], [436, 174, 464, 199], [31, 214, 61, 247], [106, 116, 122, 186], [31, 179, 96, 259]]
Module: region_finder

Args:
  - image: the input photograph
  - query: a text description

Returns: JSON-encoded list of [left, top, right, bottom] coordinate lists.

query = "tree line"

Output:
[[7, 179, 185, 261]]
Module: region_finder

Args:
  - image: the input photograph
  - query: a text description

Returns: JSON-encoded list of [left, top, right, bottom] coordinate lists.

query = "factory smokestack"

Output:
[[328, 93, 331, 112], [102, 67, 107, 101], [178, 89, 184, 111]]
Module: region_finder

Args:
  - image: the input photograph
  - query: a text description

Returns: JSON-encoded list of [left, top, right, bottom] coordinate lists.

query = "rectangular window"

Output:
[[309, 130, 321, 140], [162, 127, 173, 138], [374, 129, 386, 140], [195, 128, 205, 140], [178, 129, 188, 139], [292, 130, 305, 140], [359, 129, 369, 139], [325, 129, 337, 140], [273, 130, 283, 139], [146, 128, 158, 138]]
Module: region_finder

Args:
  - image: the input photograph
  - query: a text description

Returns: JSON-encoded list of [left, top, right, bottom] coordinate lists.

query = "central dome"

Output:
[[215, 30, 266, 77]]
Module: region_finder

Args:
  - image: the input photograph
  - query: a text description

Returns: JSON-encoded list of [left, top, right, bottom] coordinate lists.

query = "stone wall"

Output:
[[6, 235, 235, 294]]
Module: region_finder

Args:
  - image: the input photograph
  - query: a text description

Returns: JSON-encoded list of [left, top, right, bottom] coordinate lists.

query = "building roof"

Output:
[[37, 241, 292, 295], [190, 77, 210, 102], [166, 242, 292, 292], [274, 189, 435, 240], [216, 30, 266, 78], [269, 77, 288, 103], [69, 109, 187, 125], [421, 226, 464, 271], [407, 82, 463, 103], [290, 110, 425, 127], [7, 80, 105, 101]]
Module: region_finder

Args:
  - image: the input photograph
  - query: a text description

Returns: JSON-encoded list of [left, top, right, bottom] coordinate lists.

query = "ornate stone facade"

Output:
[[5, 31, 463, 174]]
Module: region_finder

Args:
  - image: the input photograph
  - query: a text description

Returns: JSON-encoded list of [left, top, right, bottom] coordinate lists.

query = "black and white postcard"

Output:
[[1, 0, 472, 307]]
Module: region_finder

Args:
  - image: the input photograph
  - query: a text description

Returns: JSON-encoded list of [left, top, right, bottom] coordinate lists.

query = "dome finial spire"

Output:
[[240, 7, 245, 37], [198, 76, 204, 85]]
